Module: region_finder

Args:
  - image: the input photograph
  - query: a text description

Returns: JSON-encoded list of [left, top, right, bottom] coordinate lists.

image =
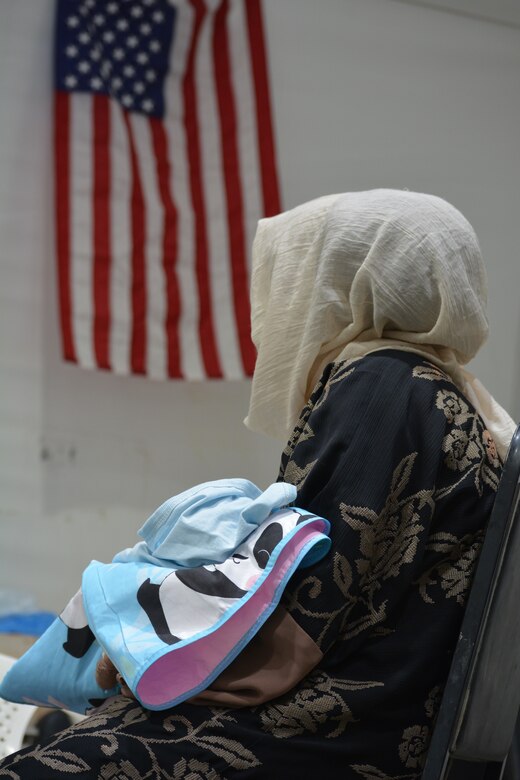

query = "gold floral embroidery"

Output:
[[341, 455, 434, 598], [412, 363, 451, 383], [398, 725, 430, 769], [314, 359, 361, 411], [170, 758, 222, 779], [483, 429, 501, 468], [424, 685, 443, 720], [283, 457, 318, 491], [416, 530, 485, 606], [100, 760, 152, 779], [435, 389, 470, 425], [2, 699, 262, 777], [283, 568, 358, 648], [351, 765, 420, 779], [260, 671, 382, 740], [161, 711, 260, 770], [432, 391, 500, 498], [441, 427, 482, 471], [282, 420, 315, 460], [351, 693, 437, 780]]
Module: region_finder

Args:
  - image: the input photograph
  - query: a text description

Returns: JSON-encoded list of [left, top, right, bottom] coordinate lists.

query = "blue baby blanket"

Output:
[[0, 479, 330, 713]]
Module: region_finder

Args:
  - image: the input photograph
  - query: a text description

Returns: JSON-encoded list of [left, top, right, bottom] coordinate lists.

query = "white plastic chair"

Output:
[[0, 652, 38, 759]]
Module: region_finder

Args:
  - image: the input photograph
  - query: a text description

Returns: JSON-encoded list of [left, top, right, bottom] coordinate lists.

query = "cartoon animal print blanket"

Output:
[[0, 479, 330, 714]]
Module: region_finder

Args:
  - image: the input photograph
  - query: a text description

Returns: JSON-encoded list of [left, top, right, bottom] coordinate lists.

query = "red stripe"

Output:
[[122, 111, 147, 375], [92, 95, 111, 370], [184, 0, 223, 378], [244, 0, 281, 217], [213, 0, 256, 376], [149, 118, 182, 378], [54, 91, 76, 362]]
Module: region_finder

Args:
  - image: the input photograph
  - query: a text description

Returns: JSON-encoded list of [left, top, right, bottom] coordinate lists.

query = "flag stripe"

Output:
[[92, 94, 112, 370], [150, 118, 182, 378], [70, 97, 95, 369], [213, 0, 256, 376], [164, 0, 205, 380], [134, 114, 167, 379], [109, 101, 132, 376], [54, 90, 76, 362], [244, 0, 281, 217], [184, 0, 223, 378], [122, 111, 147, 375], [227, 0, 263, 276], [195, 2, 242, 379]]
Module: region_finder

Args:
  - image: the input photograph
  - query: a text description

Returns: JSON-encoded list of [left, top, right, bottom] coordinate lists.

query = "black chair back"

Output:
[[422, 424, 520, 780]]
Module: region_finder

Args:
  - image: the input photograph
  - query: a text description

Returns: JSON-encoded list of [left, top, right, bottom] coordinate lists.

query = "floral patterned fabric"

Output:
[[0, 350, 501, 779]]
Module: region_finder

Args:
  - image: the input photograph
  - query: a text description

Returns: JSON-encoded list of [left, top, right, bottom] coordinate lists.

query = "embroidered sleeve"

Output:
[[278, 354, 500, 656]]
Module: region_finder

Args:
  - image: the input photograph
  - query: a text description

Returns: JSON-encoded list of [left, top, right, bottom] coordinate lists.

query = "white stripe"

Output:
[[109, 101, 132, 375], [163, 0, 205, 380], [69, 95, 95, 369], [195, 0, 243, 379], [132, 113, 167, 380], [227, 0, 263, 281]]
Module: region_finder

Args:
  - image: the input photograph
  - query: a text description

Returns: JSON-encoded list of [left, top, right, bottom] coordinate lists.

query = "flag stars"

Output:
[[58, 2, 171, 120]]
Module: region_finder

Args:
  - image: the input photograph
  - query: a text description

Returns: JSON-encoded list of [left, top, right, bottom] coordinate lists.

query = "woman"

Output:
[[0, 189, 514, 779]]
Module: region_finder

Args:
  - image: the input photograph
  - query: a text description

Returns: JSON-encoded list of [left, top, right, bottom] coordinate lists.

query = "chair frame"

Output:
[[422, 425, 520, 780]]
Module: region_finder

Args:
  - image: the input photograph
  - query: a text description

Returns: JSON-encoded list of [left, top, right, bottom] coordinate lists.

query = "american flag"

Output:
[[54, 0, 280, 379]]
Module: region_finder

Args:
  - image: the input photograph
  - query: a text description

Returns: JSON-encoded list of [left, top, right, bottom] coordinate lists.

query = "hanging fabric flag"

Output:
[[54, 0, 281, 379]]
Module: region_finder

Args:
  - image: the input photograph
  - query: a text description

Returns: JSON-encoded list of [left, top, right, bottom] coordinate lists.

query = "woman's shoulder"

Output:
[[331, 349, 454, 385], [319, 349, 462, 407], [317, 349, 486, 439]]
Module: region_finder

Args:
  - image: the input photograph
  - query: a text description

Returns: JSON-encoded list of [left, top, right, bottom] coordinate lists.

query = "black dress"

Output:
[[0, 350, 501, 779]]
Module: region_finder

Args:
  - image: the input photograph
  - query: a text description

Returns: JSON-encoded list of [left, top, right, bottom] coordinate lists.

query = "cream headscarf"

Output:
[[244, 189, 515, 460]]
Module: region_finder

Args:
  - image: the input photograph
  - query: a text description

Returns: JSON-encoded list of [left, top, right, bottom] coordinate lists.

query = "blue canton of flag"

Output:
[[55, 0, 175, 119]]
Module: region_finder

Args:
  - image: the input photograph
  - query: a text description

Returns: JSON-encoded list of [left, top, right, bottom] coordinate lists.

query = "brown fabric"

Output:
[[188, 605, 323, 707]]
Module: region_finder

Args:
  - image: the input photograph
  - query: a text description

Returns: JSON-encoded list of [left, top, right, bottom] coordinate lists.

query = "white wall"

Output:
[[1, 0, 519, 611]]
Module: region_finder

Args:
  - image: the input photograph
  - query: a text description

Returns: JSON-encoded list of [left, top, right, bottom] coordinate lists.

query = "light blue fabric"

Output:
[[116, 479, 297, 568], [0, 480, 330, 714]]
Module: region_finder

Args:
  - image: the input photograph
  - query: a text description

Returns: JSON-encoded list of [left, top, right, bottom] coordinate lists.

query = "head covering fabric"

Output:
[[245, 189, 514, 459]]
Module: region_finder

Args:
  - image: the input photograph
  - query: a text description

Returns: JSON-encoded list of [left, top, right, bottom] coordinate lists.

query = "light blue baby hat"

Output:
[[115, 478, 297, 568]]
